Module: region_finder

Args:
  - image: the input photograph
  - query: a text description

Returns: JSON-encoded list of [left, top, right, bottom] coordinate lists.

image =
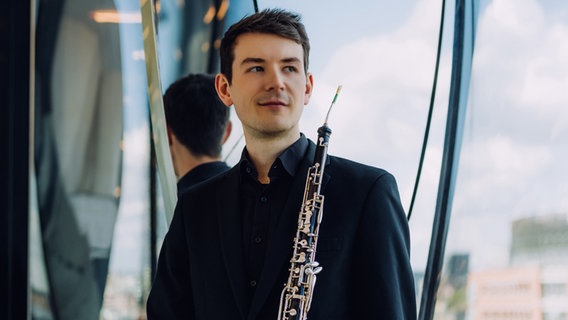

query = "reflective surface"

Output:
[[26, 0, 568, 319], [33, 0, 123, 318], [441, 1, 568, 318]]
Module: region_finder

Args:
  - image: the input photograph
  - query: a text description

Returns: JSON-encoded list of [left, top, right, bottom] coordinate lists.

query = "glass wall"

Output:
[[24, 0, 568, 318], [30, 0, 250, 319], [439, 1, 568, 319], [33, 0, 123, 318]]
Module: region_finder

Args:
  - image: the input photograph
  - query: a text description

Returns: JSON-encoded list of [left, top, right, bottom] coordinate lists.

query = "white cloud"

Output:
[[446, 212, 511, 271], [455, 134, 553, 214], [473, 0, 568, 137], [460, 0, 568, 214], [465, 134, 552, 186], [446, 0, 568, 271], [302, 0, 568, 272], [305, 0, 450, 183], [299, 0, 451, 272]]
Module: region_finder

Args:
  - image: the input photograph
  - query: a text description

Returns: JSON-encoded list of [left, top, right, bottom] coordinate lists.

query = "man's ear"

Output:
[[304, 72, 314, 105], [215, 73, 233, 107]]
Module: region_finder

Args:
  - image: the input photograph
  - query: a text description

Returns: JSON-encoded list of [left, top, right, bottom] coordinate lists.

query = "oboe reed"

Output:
[[324, 85, 342, 125]]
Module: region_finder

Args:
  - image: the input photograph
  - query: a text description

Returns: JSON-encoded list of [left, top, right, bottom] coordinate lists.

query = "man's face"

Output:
[[216, 33, 313, 140]]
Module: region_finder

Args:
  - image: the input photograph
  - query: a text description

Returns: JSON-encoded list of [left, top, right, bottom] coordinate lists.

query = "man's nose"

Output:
[[264, 68, 285, 91]]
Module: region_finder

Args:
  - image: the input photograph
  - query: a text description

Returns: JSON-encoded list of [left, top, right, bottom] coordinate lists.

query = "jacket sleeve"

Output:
[[350, 171, 417, 319], [146, 196, 196, 319]]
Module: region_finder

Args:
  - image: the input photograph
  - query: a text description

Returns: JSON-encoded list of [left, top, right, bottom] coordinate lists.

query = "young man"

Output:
[[147, 9, 416, 319], [163, 73, 232, 194]]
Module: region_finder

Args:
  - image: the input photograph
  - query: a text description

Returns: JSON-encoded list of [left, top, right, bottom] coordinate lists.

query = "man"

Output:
[[148, 9, 416, 319], [163, 73, 232, 194]]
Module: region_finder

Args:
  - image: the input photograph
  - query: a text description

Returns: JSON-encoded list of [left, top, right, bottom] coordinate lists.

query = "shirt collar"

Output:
[[239, 133, 309, 179]]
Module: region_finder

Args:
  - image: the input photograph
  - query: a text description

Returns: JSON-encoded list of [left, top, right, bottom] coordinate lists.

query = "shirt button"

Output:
[[260, 196, 268, 203], [250, 280, 257, 287], [254, 236, 263, 244], [246, 167, 252, 174]]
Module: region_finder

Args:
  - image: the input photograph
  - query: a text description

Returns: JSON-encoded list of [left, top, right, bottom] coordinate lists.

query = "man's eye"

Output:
[[284, 66, 298, 72], [249, 66, 263, 72]]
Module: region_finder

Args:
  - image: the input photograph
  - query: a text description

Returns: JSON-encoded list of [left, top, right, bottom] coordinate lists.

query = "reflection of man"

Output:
[[164, 73, 232, 194], [148, 9, 415, 319]]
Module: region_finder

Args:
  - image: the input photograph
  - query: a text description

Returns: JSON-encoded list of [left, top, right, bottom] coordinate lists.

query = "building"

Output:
[[468, 214, 568, 320]]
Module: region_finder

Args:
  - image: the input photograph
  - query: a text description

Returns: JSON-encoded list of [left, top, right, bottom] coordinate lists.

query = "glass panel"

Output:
[[439, 1, 568, 319], [33, 0, 124, 318], [102, 0, 150, 318], [32, 0, 568, 318]]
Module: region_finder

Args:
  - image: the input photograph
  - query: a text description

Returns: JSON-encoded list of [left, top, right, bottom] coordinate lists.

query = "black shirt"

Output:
[[238, 134, 309, 306]]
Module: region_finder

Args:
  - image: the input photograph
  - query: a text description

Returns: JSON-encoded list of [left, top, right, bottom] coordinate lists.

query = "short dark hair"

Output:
[[219, 8, 310, 83], [163, 73, 230, 158]]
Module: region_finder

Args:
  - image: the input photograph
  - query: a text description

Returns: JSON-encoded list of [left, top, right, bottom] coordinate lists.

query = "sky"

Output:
[[110, 0, 568, 277]]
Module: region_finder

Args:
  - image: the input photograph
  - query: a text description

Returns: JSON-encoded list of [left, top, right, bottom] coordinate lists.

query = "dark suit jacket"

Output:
[[147, 141, 416, 319]]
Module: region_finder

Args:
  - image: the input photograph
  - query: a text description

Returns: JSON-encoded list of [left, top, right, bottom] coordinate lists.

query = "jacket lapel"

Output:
[[217, 167, 247, 319]]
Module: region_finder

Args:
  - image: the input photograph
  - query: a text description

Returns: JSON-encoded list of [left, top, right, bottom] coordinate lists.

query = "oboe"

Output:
[[277, 85, 342, 320]]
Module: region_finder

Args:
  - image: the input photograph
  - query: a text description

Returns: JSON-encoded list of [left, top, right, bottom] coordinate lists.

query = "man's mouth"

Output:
[[258, 99, 287, 107], [259, 101, 286, 106]]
